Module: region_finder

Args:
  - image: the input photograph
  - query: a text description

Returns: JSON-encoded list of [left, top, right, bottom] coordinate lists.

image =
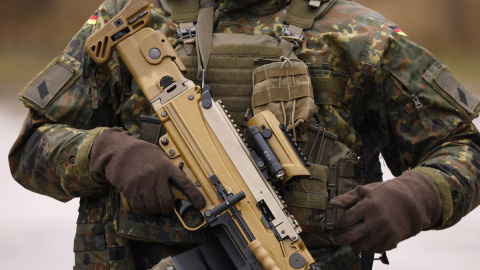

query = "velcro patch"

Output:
[[22, 61, 75, 110], [435, 69, 480, 114]]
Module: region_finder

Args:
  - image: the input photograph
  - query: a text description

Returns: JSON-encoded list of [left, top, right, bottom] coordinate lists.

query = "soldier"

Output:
[[8, 0, 480, 269]]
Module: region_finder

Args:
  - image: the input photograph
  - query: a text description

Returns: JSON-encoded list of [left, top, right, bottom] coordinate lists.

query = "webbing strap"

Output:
[[279, 24, 303, 57], [252, 84, 314, 107], [195, 0, 215, 82], [311, 77, 343, 95], [285, 0, 323, 29], [280, 0, 337, 57], [171, 0, 199, 23], [253, 66, 309, 84], [284, 181, 328, 210], [280, 0, 323, 57]]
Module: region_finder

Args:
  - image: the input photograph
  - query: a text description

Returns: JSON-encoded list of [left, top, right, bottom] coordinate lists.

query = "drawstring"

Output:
[[279, 57, 297, 140], [292, 99, 297, 141]]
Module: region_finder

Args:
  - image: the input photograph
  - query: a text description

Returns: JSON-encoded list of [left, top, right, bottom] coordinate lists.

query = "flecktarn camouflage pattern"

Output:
[[8, 0, 480, 269]]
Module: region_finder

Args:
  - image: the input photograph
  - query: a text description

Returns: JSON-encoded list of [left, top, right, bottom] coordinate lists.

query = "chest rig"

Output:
[[170, 0, 335, 124], [166, 0, 361, 247]]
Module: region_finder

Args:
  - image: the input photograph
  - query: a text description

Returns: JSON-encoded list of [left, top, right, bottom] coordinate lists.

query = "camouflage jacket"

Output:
[[9, 0, 480, 269]]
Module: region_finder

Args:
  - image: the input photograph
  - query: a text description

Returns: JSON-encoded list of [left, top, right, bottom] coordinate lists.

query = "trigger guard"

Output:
[[175, 199, 193, 216]]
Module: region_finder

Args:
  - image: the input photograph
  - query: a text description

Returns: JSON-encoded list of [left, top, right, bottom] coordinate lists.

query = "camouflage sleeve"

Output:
[[373, 22, 480, 228], [8, 2, 123, 201]]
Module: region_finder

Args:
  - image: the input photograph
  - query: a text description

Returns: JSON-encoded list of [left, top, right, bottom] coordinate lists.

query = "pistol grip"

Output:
[[249, 240, 280, 270]]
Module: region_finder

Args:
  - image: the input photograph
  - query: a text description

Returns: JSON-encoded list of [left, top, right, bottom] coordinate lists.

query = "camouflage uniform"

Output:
[[8, 0, 480, 269]]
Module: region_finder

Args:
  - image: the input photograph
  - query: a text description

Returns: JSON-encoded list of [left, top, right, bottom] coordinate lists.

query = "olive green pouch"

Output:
[[325, 148, 363, 230], [284, 140, 362, 249], [252, 57, 317, 141]]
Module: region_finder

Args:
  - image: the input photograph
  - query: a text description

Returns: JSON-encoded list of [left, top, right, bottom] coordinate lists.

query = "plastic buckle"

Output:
[[177, 26, 196, 44], [278, 26, 304, 49]]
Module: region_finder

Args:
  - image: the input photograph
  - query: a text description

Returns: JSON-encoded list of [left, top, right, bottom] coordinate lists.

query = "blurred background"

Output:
[[1, 0, 479, 269]]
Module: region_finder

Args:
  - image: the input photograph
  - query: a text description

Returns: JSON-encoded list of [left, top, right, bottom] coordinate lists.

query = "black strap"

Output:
[[361, 251, 375, 270], [359, 129, 384, 270]]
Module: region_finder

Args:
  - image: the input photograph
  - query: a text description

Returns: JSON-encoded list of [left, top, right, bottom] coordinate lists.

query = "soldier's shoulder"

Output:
[[99, 0, 157, 17], [98, 0, 171, 23], [322, 0, 390, 28]]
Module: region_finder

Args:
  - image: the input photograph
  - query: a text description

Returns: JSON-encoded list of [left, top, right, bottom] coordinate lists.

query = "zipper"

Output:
[[412, 95, 429, 129]]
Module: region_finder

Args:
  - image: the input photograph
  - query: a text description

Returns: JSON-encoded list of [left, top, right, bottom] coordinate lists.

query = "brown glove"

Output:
[[329, 171, 442, 253], [89, 128, 205, 216]]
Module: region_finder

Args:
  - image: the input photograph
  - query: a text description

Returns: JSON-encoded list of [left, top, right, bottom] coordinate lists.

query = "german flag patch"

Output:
[[87, 11, 98, 25], [389, 25, 407, 37]]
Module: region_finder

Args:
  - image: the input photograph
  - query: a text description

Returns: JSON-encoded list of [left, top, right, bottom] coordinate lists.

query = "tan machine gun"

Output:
[[85, 1, 320, 269]]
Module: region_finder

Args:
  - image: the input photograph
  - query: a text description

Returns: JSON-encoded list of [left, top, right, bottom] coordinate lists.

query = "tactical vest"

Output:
[[171, 0, 362, 248], [74, 1, 365, 269]]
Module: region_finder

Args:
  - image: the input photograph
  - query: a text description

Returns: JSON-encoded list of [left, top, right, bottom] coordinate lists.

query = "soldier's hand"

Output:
[[329, 171, 442, 253], [89, 128, 205, 216]]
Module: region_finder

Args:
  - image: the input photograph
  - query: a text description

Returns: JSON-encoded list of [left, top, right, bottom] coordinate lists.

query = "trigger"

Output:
[[176, 199, 193, 216]]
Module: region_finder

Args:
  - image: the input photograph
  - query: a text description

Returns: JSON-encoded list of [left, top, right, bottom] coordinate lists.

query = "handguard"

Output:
[[86, 1, 320, 269]]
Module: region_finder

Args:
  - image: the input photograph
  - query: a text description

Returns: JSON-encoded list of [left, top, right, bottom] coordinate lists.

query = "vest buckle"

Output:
[[177, 26, 196, 44], [278, 26, 304, 48]]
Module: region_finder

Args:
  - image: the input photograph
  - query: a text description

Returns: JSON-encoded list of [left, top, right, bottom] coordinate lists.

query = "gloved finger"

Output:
[[329, 182, 383, 209], [333, 220, 371, 248], [129, 194, 149, 217], [156, 181, 175, 216], [333, 198, 371, 230], [142, 188, 163, 215], [169, 175, 206, 210], [329, 191, 363, 209]]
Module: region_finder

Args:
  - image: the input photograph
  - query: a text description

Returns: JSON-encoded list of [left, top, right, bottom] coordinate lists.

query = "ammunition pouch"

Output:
[[252, 57, 317, 141], [284, 126, 363, 249]]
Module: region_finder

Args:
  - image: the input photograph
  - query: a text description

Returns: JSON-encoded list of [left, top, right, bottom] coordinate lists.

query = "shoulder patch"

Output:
[[21, 61, 75, 110], [87, 11, 99, 25], [389, 25, 407, 37], [435, 69, 480, 114]]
